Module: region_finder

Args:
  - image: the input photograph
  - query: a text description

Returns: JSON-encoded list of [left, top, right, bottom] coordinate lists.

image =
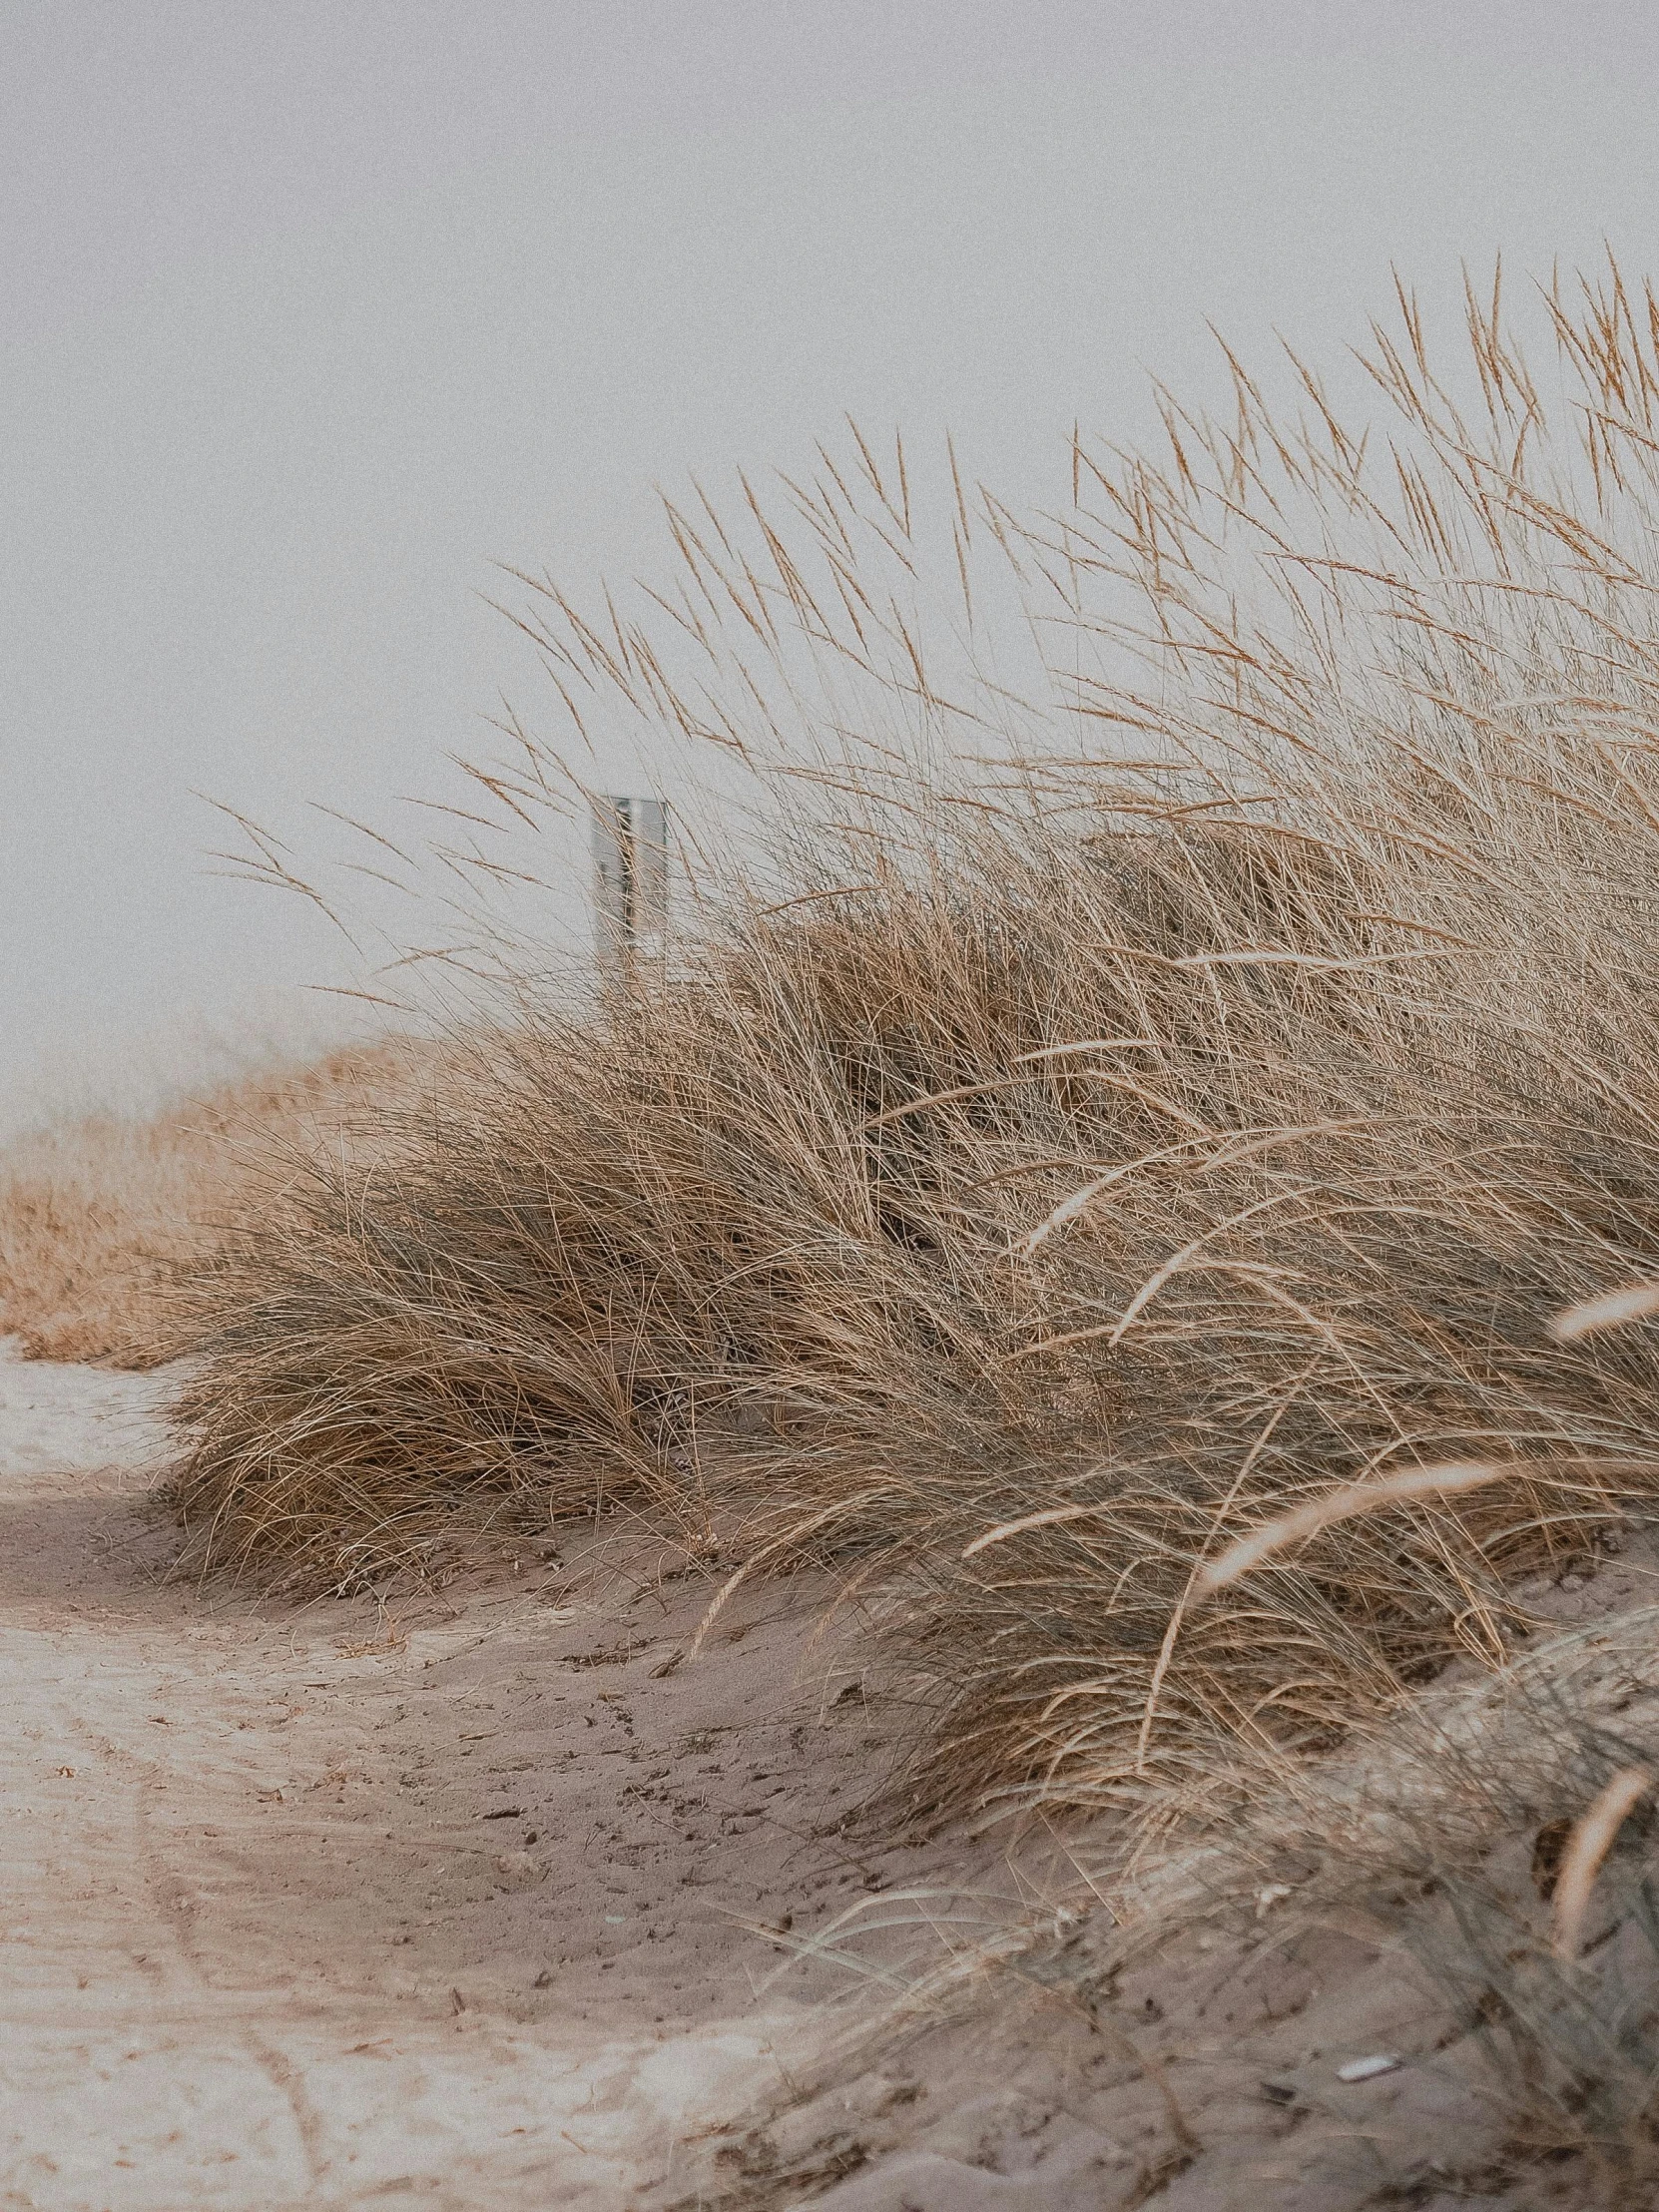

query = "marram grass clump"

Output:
[[173, 265, 1659, 1823]]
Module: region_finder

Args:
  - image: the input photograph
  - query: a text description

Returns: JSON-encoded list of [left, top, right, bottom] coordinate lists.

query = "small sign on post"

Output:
[[592, 796, 670, 977]]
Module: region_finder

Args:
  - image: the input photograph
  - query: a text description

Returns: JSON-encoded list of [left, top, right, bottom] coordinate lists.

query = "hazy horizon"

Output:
[[9, 0, 1659, 1132]]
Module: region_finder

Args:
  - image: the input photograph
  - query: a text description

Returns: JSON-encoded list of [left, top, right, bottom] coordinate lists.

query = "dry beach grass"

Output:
[[168, 265, 1659, 1829]]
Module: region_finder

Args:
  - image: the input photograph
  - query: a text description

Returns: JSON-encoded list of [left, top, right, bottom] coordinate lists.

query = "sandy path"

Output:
[[0, 1343, 980, 2212], [15, 1344, 1644, 2210]]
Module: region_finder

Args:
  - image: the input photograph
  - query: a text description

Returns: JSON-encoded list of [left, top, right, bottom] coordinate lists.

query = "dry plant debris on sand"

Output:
[[18, 263, 1659, 2203]]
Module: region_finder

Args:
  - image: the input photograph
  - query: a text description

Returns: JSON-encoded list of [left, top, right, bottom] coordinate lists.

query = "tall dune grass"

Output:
[[172, 265, 1659, 1819]]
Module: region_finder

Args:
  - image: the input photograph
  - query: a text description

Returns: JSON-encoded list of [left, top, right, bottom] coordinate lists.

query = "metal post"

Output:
[[592, 796, 670, 977]]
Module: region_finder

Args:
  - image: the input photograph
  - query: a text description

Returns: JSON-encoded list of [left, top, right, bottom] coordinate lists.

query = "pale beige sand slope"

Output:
[[0, 1342, 1018, 2212]]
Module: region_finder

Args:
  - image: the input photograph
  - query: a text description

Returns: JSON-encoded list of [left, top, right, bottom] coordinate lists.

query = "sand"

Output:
[[0, 1339, 1029, 2212]]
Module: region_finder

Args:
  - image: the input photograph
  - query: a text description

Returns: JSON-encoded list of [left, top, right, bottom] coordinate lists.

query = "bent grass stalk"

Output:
[[1550, 1284, 1659, 1344], [1551, 1765, 1656, 1961], [1192, 1463, 1510, 1599]]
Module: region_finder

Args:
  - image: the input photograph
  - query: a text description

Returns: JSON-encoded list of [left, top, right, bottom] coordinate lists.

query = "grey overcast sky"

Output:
[[7, 0, 1659, 1124]]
